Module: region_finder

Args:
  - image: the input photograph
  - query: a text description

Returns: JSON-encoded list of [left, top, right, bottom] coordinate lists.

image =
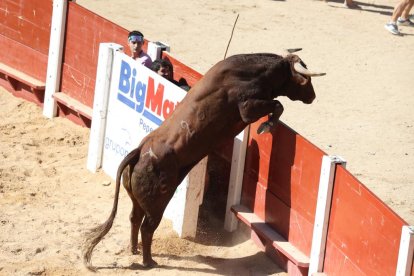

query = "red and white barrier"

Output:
[[1, 1, 413, 274]]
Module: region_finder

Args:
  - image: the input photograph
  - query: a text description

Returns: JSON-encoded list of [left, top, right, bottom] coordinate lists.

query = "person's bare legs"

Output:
[[391, 0, 411, 22], [385, 0, 412, 34], [401, 0, 414, 20]]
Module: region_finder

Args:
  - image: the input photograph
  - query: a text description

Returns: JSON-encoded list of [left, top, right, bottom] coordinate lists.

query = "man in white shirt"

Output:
[[128, 30, 152, 68]]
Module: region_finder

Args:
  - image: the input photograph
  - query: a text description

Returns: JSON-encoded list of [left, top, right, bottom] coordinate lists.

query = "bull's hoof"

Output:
[[143, 258, 158, 268], [128, 245, 140, 255], [257, 121, 273, 134]]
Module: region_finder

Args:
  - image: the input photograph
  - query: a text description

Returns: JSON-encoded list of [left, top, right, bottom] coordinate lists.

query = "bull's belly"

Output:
[[174, 126, 245, 166]]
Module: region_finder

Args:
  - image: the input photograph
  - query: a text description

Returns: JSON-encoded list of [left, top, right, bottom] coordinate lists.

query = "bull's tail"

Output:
[[82, 147, 141, 271]]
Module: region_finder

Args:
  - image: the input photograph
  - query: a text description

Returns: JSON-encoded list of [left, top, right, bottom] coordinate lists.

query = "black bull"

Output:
[[82, 52, 324, 270]]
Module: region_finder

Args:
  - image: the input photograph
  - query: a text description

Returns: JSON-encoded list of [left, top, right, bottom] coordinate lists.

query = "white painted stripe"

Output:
[[309, 155, 346, 275], [224, 126, 250, 232], [87, 43, 123, 172], [396, 225, 414, 276], [43, 0, 67, 118]]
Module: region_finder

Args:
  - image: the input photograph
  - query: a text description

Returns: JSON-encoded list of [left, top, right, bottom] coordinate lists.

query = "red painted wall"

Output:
[[242, 117, 325, 255], [323, 165, 407, 275], [242, 117, 409, 274], [61, 2, 131, 107], [0, 0, 51, 80]]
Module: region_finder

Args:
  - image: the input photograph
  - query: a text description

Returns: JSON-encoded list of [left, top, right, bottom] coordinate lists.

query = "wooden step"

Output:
[[53, 92, 93, 119], [231, 204, 310, 268], [0, 62, 45, 90]]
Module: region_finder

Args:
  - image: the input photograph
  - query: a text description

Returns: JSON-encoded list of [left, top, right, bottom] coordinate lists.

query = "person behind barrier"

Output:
[[385, 0, 414, 35], [128, 30, 152, 68], [151, 58, 191, 91]]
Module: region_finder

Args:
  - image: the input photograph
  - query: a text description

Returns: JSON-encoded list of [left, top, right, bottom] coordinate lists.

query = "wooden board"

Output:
[[324, 166, 408, 275], [0, 0, 52, 55], [0, 34, 48, 81], [60, 2, 130, 107], [231, 204, 310, 267], [0, 62, 45, 89]]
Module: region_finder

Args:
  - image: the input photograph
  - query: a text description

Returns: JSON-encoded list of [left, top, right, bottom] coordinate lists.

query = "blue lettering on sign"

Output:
[[117, 60, 176, 127], [105, 137, 129, 158], [139, 118, 154, 134]]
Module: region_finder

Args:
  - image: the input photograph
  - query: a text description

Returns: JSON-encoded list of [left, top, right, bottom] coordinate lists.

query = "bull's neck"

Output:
[[271, 61, 291, 98]]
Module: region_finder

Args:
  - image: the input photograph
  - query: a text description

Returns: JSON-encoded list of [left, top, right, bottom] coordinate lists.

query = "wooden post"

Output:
[[43, 0, 68, 118], [396, 225, 414, 276], [309, 155, 346, 275], [224, 126, 250, 232], [87, 43, 123, 172]]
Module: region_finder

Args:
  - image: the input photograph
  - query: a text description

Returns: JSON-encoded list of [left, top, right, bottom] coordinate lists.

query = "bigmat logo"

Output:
[[117, 60, 178, 126]]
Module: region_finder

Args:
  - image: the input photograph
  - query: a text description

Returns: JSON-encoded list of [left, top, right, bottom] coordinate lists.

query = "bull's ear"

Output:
[[292, 73, 309, 85]]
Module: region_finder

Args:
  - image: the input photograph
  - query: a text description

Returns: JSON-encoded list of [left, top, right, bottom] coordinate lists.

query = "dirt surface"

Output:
[[1, 0, 413, 275], [0, 88, 284, 275]]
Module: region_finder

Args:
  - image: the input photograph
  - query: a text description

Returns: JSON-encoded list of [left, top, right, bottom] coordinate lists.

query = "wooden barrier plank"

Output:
[[256, 223, 309, 267], [53, 92, 92, 120], [60, 2, 130, 108], [265, 187, 315, 255], [266, 123, 324, 222], [231, 204, 310, 268], [246, 119, 324, 221], [0, 0, 52, 55], [0, 61, 45, 105], [0, 63, 45, 89], [0, 34, 48, 81], [324, 165, 407, 275], [242, 119, 324, 256]]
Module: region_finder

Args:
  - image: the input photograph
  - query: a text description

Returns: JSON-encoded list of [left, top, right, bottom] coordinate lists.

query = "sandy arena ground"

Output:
[[1, 0, 413, 275]]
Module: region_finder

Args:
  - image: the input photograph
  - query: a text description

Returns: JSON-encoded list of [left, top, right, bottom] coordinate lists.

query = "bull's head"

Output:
[[257, 52, 325, 134], [282, 50, 325, 104]]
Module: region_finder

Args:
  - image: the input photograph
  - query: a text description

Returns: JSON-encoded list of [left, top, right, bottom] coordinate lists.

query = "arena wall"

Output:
[[0, 0, 51, 104], [324, 166, 407, 275], [0, 1, 412, 275]]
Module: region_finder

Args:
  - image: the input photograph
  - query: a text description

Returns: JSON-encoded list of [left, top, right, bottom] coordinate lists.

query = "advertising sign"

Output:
[[101, 51, 191, 235], [102, 51, 186, 177]]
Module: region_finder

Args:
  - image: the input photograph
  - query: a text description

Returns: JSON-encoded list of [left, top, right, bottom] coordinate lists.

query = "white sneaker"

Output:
[[397, 17, 414, 26], [385, 22, 400, 35]]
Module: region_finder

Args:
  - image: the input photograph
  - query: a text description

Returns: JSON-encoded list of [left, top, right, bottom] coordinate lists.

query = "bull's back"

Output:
[[146, 57, 260, 165], [153, 79, 243, 166]]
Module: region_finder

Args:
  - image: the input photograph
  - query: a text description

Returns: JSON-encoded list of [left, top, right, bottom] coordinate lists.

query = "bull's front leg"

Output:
[[239, 99, 284, 134], [257, 101, 284, 134]]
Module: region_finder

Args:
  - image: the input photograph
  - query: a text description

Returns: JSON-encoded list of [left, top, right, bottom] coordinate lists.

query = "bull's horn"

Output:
[[294, 62, 326, 77], [281, 48, 302, 57], [286, 48, 302, 53]]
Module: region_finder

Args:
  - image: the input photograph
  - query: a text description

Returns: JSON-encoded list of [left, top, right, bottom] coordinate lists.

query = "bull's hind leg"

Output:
[[122, 165, 145, 255], [133, 143, 179, 268], [140, 212, 164, 268], [129, 200, 144, 254], [139, 190, 175, 268]]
